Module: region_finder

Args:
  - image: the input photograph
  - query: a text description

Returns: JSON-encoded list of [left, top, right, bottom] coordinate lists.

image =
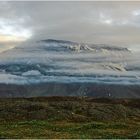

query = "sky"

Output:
[[0, 1, 140, 51]]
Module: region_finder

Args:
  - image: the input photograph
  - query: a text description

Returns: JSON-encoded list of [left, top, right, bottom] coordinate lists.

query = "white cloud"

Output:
[[0, 18, 32, 40], [132, 10, 140, 16], [99, 13, 113, 25]]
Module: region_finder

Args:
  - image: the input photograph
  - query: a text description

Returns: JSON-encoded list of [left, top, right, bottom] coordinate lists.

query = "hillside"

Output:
[[0, 83, 140, 98], [0, 97, 140, 139]]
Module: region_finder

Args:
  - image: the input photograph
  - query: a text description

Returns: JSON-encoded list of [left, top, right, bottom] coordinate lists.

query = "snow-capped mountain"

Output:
[[0, 39, 139, 85]]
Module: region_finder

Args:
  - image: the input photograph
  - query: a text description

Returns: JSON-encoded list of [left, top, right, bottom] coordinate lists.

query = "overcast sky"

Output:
[[0, 1, 140, 51]]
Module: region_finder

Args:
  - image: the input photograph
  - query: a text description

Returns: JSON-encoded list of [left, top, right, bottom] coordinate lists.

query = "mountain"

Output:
[[0, 39, 140, 97], [0, 39, 139, 85]]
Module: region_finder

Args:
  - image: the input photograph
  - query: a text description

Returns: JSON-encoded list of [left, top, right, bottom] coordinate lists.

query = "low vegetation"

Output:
[[0, 97, 140, 139]]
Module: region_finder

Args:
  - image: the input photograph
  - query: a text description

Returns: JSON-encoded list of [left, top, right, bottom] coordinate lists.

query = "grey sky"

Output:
[[0, 1, 140, 49]]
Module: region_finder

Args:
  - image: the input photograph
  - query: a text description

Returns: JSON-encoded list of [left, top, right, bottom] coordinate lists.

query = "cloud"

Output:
[[0, 1, 140, 47], [0, 18, 32, 39], [133, 10, 140, 16]]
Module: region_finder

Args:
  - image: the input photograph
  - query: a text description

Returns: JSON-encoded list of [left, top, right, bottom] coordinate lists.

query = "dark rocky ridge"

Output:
[[40, 39, 130, 52]]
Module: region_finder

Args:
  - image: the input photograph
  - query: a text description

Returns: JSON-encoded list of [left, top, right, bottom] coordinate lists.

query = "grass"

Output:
[[0, 120, 139, 139], [0, 97, 140, 139]]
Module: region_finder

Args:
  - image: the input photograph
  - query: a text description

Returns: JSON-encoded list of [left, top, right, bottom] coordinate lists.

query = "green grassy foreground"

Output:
[[0, 97, 140, 139]]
